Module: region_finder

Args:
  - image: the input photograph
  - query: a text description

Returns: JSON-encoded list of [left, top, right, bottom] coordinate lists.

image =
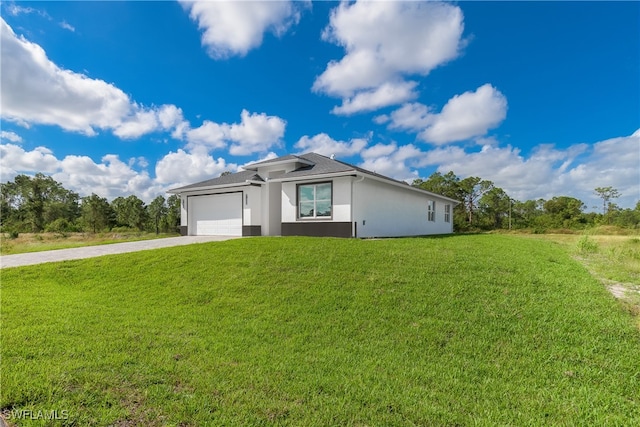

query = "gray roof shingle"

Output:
[[169, 170, 263, 192]]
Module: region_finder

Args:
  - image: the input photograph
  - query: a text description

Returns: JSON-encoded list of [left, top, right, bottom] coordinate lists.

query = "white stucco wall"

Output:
[[353, 178, 454, 238], [244, 185, 261, 227], [281, 176, 352, 223]]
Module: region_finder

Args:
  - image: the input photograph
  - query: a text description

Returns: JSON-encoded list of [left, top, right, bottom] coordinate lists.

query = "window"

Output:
[[298, 182, 332, 219], [427, 200, 435, 222], [444, 204, 451, 223]]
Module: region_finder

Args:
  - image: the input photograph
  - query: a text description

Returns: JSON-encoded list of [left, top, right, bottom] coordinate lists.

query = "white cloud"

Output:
[[180, 0, 305, 59], [60, 21, 75, 32], [185, 110, 286, 156], [314, 1, 464, 114], [227, 110, 286, 156], [4, 4, 46, 17], [0, 130, 23, 143], [359, 142, 424, 181], [418, 84, 507, 144], [386, 102, 432, 131], [294, 133, 367, 158], [383, 84, 507, 145], [0, 18, 184, 139], [331, 81, 418, 115], [0, 143, 60, 180], [155, 149, 237, 187], [185, 120, 228, 151]]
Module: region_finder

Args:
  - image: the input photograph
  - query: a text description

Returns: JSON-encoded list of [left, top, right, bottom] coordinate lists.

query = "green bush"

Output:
[[576, 235, 598, 253], [45, 218, 72, 234]]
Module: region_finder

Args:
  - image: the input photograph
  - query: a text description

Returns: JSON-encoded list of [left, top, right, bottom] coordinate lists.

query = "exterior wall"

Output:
[[281, 222, 352, 237], [281, 176, 352, 223], [243, 185, 261, 227], [353, 178, 454, 238], [267, 181, 282, 235]]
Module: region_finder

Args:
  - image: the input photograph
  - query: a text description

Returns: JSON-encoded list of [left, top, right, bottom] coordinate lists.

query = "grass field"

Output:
[[2, 235, 640, 425], [0, 232, 180, 255], [522, 233, 640, 329]]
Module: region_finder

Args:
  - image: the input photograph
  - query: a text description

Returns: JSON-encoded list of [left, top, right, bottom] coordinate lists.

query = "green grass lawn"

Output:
[[2, 235, 639, 426]]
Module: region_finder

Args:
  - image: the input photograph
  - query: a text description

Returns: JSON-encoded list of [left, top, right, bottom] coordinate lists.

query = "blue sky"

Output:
[[1, 1, 638, 210]]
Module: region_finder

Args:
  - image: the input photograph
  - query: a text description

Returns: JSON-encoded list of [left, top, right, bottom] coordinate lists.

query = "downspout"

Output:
[[351, 175, 365, 237]]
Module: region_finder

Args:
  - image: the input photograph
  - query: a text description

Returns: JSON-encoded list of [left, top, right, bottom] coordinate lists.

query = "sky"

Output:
[[1, 1, 639, 210]]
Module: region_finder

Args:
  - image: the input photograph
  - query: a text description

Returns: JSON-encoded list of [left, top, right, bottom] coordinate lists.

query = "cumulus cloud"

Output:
[[180, 0, 306, 59], [314, 1, 464, 114], [0, 130, 23, 143], [383, 84, 507, 145], [294, 133, 367, 157], [385, 102, 432, 131], [228, 110, 287, 155], [419, 84, 507, 144], [0, 143, 60, 180], [359, 142, 424, 181], [184, 109, 286, 155], [0, 18, 184, 139], [155, 149, 238, 187], [331, 81, 418, 115]]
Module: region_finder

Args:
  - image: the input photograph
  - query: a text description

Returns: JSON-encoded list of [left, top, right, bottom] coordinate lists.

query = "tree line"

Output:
[[1, 172, 638, 235], [413, 171, 639, 232], [0, 174, 180, 235]]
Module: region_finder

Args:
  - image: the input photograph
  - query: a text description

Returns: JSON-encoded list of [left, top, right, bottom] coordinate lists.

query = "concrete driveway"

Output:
[[0, 236, 241, 269]]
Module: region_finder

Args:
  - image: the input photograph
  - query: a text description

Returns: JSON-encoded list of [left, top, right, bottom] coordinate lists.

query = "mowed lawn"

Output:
[[2, 235, 639, 426]]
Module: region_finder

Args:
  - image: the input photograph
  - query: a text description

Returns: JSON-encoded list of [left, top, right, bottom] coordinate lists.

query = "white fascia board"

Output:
[[269, 171, 356, 183], [354, 172, 461, 205], [167, 181, 260, 195]]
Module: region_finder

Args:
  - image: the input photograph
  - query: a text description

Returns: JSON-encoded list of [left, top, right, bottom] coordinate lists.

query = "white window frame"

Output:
[[297, 182, 333, 219], [444, 204, 451, 223], [427, 200, 436, 222]]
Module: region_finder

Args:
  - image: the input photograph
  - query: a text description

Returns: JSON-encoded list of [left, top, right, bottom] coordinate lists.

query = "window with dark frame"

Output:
[[298, 182, 332, 219]]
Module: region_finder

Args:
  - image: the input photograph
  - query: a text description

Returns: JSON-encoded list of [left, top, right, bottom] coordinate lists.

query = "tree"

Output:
[[111, 195, 148, 230], [166, 194, 181, 233], [458, 177, 494, 226], [81, 194, 112, 233], [147, 195, 167, 235], [0, 174, 79, 232], [594, 186, 621, 223], [543, 196, 586, 228], [479, 187, 511, 229]]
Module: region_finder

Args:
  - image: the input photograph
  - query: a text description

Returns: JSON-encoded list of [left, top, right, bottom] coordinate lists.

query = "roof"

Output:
[[168, 152, 459, 204], [168, 170, 263, 192]]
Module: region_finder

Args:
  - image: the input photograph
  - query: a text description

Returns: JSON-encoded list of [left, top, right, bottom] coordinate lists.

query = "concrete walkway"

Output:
[[0, 236, 240, 269]]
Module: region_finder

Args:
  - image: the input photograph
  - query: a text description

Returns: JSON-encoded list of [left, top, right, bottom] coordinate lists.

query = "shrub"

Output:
[[577, 235, 598, 253], [45, 218, 72, 234]]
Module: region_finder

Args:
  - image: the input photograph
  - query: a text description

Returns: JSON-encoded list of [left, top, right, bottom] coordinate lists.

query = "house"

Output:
[[167, 152, 459, 238]]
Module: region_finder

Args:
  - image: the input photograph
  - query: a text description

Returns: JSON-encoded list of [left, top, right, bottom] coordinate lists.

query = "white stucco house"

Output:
[[167, 152, 459, 238]]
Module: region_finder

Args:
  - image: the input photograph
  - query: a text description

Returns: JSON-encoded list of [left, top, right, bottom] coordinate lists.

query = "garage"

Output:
[[188, 192, 242, 236]]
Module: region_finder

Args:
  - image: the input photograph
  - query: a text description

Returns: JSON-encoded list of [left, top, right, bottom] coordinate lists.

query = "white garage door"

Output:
[[188, 193, 242, 236]]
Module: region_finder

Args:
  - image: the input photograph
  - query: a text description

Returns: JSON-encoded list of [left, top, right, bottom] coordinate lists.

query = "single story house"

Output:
[[167, 152, 459, 238]]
